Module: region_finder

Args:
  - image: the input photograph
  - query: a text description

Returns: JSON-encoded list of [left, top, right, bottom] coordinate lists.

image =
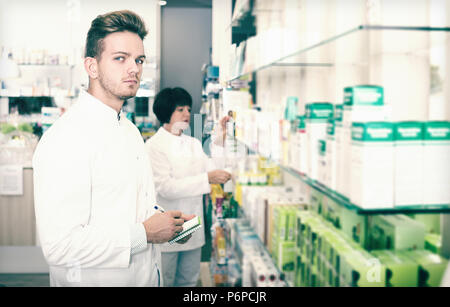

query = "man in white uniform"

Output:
[[32, 10, 191, 287]]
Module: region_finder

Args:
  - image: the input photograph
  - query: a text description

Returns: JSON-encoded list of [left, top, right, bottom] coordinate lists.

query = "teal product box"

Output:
[[342, 85, 387, 126], [371, 250, 419, 287], [334, 104, 344, 122], [402, 250, 448, 287], [284, 96, 299, 121], [368, 215, 425, 251], [305, 102, 334, 121], [344, 85, 384, 107]]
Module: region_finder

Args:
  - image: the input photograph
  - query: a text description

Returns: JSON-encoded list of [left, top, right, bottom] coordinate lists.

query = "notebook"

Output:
[[168, 216, 202, 245]]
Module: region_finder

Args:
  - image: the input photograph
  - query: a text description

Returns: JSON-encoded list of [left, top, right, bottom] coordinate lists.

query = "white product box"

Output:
[[318, 139, 327, 186], [335, 105, 346, 198], [350, 122, 395, 209], [325, 119, 337, 191], [340, 125, 352, 200], [340, 86, 386, 200], [422, 122, 450, 205], [305, 103, 334, 181], [394, 122, 424, 207]]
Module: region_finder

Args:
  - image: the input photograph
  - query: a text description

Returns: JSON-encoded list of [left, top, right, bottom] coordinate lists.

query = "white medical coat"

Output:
[[145, 127, 217, 253], [32, 91, 161, 286]]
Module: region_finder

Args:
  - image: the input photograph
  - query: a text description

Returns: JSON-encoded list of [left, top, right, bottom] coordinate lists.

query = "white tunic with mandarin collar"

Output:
[[145, 127, 217, 253], [32, 91, 161, 286]]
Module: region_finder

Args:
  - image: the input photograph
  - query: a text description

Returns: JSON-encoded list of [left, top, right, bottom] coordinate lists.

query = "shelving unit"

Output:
[[211, 0, 450, 286], [237, 138, 450, 215]]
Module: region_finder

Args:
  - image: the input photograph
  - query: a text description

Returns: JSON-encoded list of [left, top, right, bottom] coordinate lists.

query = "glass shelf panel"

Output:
[[230, 25, 450, 81]]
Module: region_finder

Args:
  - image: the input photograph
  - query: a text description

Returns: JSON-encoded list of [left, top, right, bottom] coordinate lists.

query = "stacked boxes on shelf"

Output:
[[294, 210, 386, 287], [350, 121, 395, 209], [394, 122, 425, 206], [367, 215, 425, 251], [340, 85, 387, 202], [304, 102, 334, 182], [270, 205, 303, 284], [422, 121, 450, 206], [294, 210, 447, 287]]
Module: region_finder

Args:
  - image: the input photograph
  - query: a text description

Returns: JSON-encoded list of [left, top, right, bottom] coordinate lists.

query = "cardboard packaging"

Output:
[[422, 121, 450, 205], [305, 103, 334, 181], [350, 122, 395, 209], [371, 250, 419, 287], [394, 121, 425, 206], [367, 215, 425, 251]]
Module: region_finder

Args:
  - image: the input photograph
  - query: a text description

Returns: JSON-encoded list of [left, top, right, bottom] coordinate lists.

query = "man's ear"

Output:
[[84, 57, 98, 79]]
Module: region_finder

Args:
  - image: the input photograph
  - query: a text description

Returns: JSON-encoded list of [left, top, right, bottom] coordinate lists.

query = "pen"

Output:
[[154, 205, 165, 213]]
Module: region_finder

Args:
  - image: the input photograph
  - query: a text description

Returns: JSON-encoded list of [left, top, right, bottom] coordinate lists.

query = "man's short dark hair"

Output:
[[153, 88, 193, 124], [85, 10, 148, 59]]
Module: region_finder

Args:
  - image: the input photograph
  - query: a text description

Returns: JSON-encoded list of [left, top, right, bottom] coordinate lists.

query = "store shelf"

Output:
[[236, 206, 290, 287], [278, 164, 450, 215], [237, 139, 450, 215], [229, 24, 450, 81]]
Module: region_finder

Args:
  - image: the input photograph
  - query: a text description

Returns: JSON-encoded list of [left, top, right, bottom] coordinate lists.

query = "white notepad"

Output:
[[168, 216, 202, 245]]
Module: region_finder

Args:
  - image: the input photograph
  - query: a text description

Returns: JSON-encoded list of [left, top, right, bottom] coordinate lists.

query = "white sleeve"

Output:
[[146, 143, 211, 200], [33, 141, 132, 269]]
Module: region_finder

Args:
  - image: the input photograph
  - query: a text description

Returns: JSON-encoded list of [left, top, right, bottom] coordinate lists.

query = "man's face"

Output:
[[96, 31, 145, 101]]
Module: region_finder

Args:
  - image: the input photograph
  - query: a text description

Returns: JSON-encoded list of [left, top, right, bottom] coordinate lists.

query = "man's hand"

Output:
[[142, 210, 185, 244], [208, 169, 231, 184]]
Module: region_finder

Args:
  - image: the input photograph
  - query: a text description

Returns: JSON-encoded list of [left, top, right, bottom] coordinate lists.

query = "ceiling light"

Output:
[[158, 0, 167, 5]]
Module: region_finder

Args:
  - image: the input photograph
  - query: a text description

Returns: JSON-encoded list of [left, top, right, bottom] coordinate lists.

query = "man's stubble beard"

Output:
[[98, 71, 138, 101]]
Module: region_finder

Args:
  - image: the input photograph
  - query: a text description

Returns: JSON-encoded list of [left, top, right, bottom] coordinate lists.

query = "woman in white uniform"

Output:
[[145, 87, 231, 287]]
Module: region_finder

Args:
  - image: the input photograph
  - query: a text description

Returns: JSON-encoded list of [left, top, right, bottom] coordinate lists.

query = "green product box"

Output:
[[287, 207, 297, 242], [271, 207, 285, 260], [295, 211, 319, 256], [305, 102, 334, 121], [306, 264, 319, 287], [368, 215, 425, 251], [295, 254, 307, 287], [340, 206, 368, 249], [340, 250, 386, 287], [278, 241, 296, 281], [334, 104, 344, 122], [425, 233, 442, 254], [371, 250, 419, 287], [310, 188, 324, 215], [322, 197, 342, 229], [402, 250, 448, 287], [344, 85, 384, 106], [409, 214, 441, 234]]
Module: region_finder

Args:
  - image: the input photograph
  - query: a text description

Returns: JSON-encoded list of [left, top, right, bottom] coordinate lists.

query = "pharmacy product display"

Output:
[[207, 0, 450, 287], [229, 86, 450, 211]]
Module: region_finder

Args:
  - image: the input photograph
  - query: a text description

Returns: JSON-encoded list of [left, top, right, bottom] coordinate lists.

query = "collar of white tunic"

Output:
[[78, 90, 123, 124], [158, 126, 185, 140]]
